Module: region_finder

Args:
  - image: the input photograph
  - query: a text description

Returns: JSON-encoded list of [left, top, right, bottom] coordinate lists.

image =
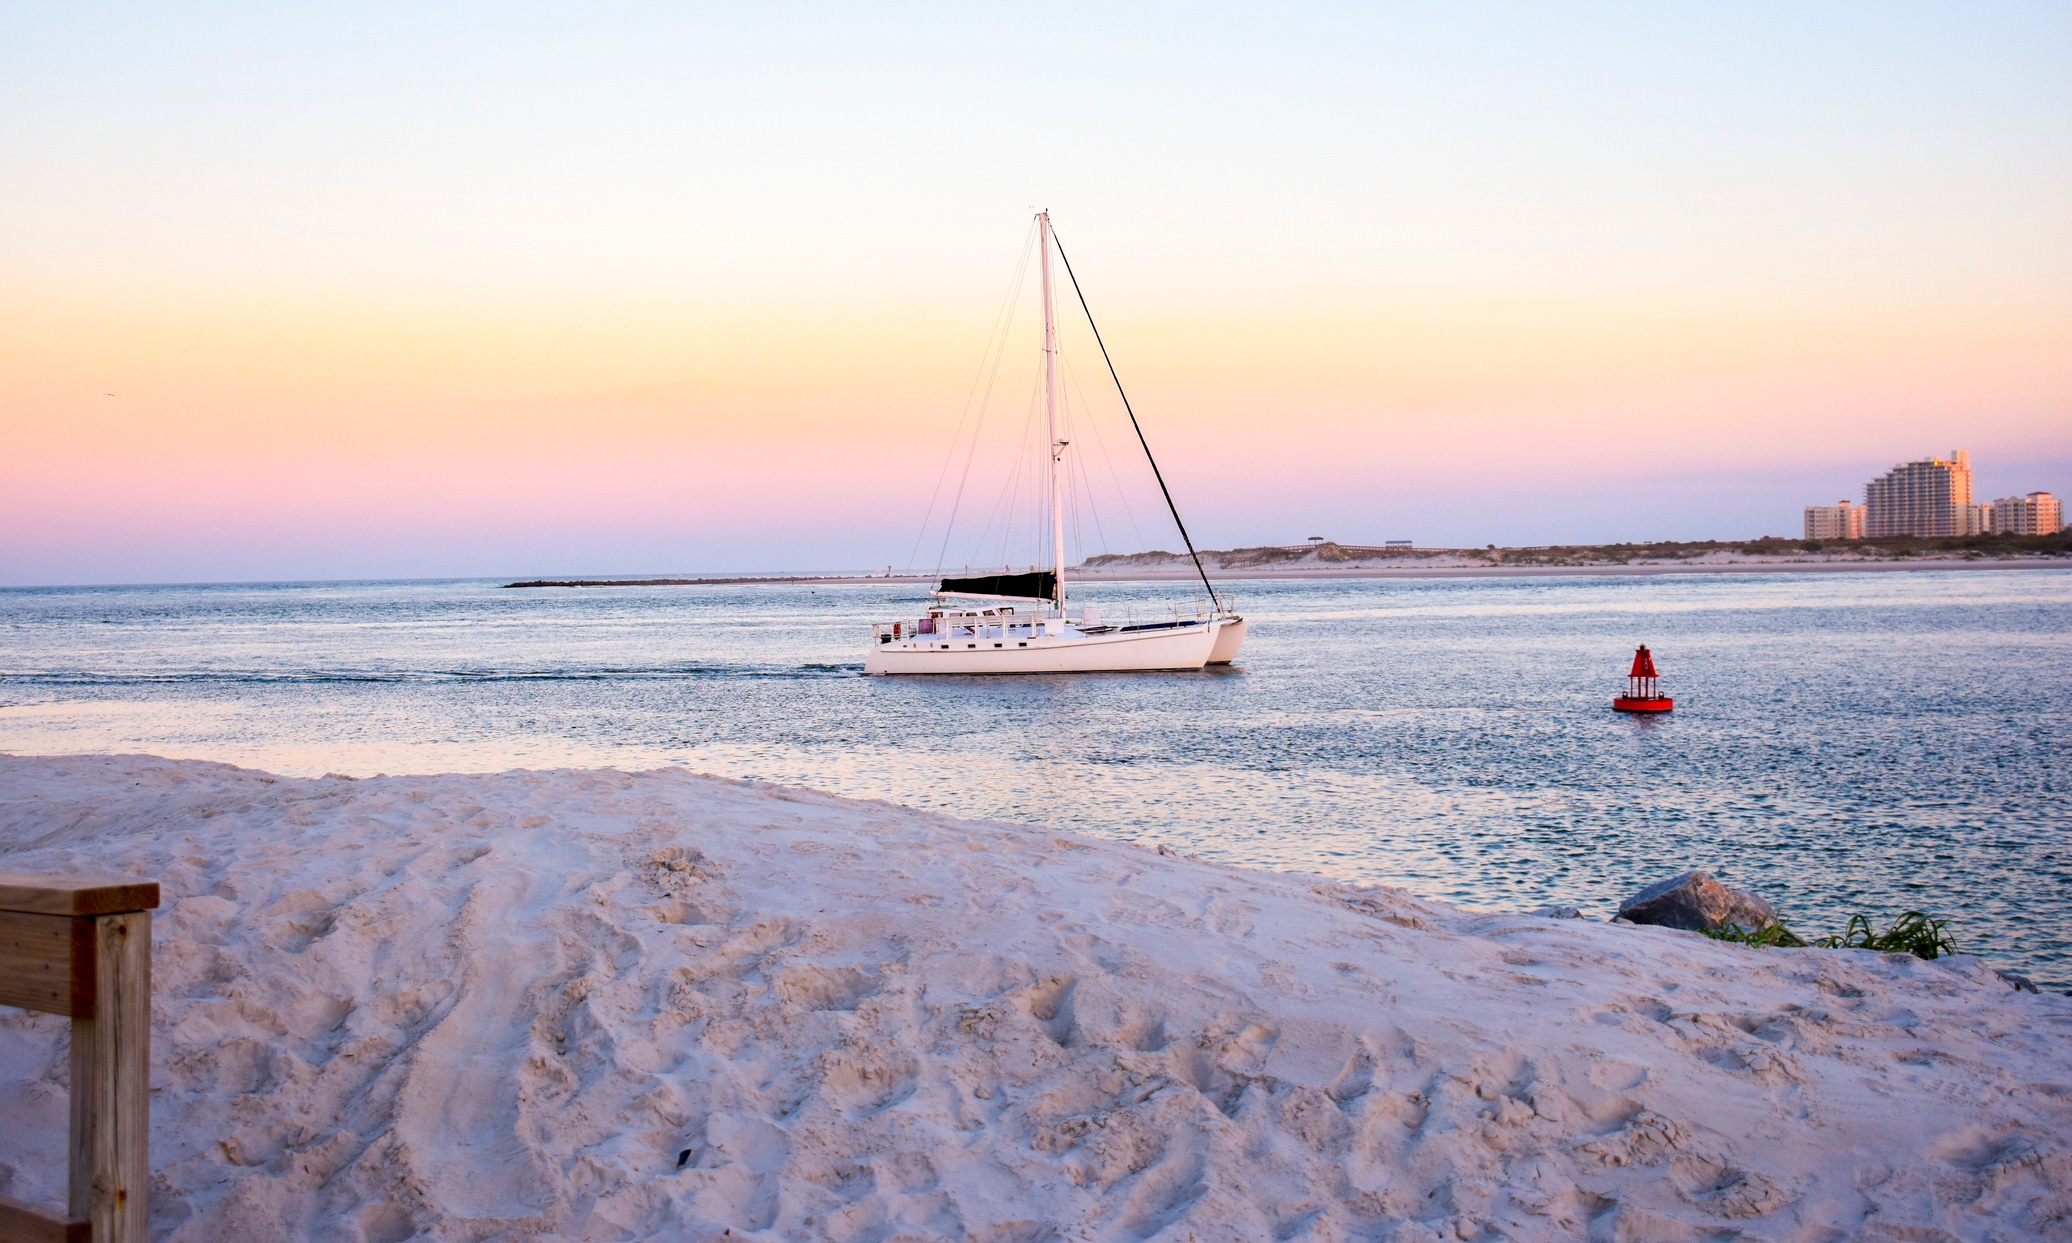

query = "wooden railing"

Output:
[[0, 874, 158, 1243]]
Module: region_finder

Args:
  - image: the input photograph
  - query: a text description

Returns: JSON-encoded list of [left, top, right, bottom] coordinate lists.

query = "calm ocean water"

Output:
[[2, 569, 2067, 984]]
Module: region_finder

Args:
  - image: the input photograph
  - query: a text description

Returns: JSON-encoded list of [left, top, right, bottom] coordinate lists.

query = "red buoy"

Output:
[[1613, 644, 1674, 713]]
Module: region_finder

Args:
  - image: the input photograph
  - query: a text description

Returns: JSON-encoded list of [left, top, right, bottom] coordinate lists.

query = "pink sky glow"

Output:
[[4, 5, 2067, 584]]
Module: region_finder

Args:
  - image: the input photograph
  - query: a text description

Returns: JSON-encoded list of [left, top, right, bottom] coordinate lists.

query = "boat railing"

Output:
[[876, 615, 1078, 643]]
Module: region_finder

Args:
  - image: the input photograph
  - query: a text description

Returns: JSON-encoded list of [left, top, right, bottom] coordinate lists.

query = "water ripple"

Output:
[[1, 570, 2066, 985]]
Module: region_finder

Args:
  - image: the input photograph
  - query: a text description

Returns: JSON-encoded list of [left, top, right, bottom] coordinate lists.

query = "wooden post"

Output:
[[0, 874, 158, 1243]]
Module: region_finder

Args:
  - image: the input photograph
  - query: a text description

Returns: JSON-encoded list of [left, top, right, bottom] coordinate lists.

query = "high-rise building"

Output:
[[1990, 492, 2063, 536], [1803, 500, 1865, 541], [1864, 450, 1971, 537], [1962, 503, 1994, 536]]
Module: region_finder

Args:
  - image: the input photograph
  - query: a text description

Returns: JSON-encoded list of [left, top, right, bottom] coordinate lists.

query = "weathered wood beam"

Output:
[[0, 1193, 90, 1243], [0, 912, 94, 1017], [0, 874, 158, 1243], [0, 1193, 91, 1242], [0, 875, 158, 919], [68, 911, 150, 1242]]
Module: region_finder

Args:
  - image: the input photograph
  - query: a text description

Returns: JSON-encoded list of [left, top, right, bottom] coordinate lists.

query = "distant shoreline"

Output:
[[504, 576, 851, 589], [1073, 557, 2072, 581], [506, 556, 2072, 590]]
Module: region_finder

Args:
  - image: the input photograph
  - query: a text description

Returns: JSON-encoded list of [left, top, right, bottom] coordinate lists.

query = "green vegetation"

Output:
[[1705, 921, 1809, 949], [1561, 530, 2072, 562], [1814, 912, 1959, 959], [1705, 910, 1958, 960], [1082, 530, 2071, 572]]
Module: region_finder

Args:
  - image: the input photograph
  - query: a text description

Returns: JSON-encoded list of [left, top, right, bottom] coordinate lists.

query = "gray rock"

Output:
[[1531, 906, 1584, 920], [1616, 871, 1776, 934], [1997, 970, 2040, 994]]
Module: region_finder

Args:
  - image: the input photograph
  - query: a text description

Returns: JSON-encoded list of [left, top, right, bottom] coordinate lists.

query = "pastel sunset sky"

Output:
[[4, 4, 2068, 584]]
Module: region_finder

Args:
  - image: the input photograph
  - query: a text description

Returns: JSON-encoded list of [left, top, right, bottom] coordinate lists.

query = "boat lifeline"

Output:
[[865, 212, 1245, 675]]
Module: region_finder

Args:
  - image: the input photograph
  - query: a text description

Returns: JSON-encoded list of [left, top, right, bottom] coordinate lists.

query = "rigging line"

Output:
[[1055, 342, 1109, 562], [936, 238, 1036, 571], [970, 369, 1043, 570], [1020, 373, 1048, 569], [1049, 228, 1223, 612], [940, 329, 1027, 571], [1064, 449, 1082, 566], [1057, 344, 1083, 569], [1009, 389, 1043, 569], [1058, 363, 1088, 563], [969, 386, 1023, 568], [1059, 343, 1147, 553], [936, 224, 1044, 571], [1046, 358, 1061, 571], [1067, 425, 1105, 561], [1023, 369, 1046, 567], [911, 219, 1038, 574]]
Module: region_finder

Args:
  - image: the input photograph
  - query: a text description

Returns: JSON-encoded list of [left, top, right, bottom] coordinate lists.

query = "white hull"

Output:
[[866, 621, 1217, 675], [1207, 616, 1247, 665]]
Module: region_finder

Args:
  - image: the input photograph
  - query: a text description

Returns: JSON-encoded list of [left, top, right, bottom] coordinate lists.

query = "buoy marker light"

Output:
[[1613, 644, 1674, 713]]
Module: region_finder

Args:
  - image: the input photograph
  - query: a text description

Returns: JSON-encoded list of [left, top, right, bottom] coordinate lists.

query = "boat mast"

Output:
[[1039, 210, 1067, 612]]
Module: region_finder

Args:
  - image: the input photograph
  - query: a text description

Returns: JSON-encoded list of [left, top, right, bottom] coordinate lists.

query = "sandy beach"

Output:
[[0, 754, 2065, 1241]]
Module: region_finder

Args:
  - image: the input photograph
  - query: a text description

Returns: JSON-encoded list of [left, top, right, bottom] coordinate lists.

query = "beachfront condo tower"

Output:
[[1864, 451, 1972, 538], [1804, 500, 1866, 541], [1989, 492, 2064, 535]]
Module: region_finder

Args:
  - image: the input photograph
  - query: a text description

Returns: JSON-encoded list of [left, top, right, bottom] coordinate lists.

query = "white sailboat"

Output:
[[865, 211, 1247, 676]]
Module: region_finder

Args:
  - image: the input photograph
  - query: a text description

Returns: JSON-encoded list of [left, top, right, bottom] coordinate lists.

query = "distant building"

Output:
[[1813, 452, 2060, 540], [1804, 500, 1865, 541], [1864, 450, 1972, 537], [1386, 540, 1413, 549], [1990, 492, 2063, 535]]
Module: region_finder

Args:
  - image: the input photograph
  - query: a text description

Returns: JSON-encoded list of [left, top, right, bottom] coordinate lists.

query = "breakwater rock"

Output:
[[1618, 870, 1777, 933]]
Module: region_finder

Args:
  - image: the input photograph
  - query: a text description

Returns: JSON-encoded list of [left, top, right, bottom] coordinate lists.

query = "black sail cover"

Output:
[[936, 570, 1056, 601]]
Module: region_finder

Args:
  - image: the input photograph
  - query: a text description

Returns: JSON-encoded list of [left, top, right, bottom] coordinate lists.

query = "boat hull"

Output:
[[1207, 616, 1247, 665], [865, 622, 1217, 675]]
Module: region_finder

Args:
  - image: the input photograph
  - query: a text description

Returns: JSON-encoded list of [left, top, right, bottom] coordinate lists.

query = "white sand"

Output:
[[0, 755, 2066, 1242]]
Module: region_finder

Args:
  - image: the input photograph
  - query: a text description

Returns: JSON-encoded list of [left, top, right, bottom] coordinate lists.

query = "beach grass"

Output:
[[1706, 910, 1958, 960]]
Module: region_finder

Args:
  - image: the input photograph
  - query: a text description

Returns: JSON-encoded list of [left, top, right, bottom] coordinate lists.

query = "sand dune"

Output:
[[0, 754, 2066, 1241]]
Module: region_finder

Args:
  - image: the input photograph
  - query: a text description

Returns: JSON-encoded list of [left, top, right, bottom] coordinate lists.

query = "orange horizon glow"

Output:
[[4, 7, 2068, 584]]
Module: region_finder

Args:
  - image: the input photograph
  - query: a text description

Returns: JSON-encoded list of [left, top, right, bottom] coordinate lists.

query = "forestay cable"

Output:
[[1049, 228, 1223, 612]]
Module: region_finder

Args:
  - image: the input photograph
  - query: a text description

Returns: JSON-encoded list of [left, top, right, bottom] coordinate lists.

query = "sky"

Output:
[[3, 3, 2068, 584]]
